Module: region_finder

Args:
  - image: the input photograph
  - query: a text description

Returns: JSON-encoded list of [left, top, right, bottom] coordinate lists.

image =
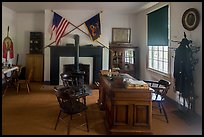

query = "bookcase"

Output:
[[109, 43, 139, 79]]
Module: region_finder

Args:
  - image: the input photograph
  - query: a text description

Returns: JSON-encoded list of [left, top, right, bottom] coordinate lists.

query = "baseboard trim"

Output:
[[166, 96, 202, 118], [43, 81, 50, 85]]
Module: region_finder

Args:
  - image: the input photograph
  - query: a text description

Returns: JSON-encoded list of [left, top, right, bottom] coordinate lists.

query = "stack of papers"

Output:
[[125, 79, 149, 89]]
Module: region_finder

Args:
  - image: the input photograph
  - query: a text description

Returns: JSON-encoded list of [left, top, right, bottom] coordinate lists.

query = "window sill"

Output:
[[147, 68, 170, 78]]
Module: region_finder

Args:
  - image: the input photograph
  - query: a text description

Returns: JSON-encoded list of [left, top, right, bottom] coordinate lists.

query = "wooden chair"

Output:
[[2, 67, 19, 96], [144, 79, 171, 123], [12, 65, 23, 83], [60, 72, 90, 105], [16, 68, 33, 94], [53, 86, 89, 135]]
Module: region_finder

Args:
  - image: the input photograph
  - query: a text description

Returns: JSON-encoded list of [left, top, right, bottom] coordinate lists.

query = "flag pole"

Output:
[[69, 22, 112, 52], [45, 10, 103, 49]]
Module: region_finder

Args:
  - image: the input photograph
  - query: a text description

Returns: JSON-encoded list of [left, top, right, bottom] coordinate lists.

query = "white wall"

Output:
[[44, 10, 135, 82], [2, 6, 44, 66], [134, 2, 202, 116], [16, 13, 44, 66], [2, 6, 17, 64]]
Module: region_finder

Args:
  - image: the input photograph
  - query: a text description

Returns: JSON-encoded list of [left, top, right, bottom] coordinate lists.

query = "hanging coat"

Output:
[[173, 38, 194, 98]]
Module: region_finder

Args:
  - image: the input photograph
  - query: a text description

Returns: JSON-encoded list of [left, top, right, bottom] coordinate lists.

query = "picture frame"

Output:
[[112, 28, 131, 43], [182, 8, 200, 31]]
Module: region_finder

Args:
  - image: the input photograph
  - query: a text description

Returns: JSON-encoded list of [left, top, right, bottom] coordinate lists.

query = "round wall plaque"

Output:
[[182, 8, 200, 31]]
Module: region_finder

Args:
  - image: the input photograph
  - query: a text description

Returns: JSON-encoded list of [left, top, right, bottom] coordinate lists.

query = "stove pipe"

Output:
[[74, 34, 80, 72]]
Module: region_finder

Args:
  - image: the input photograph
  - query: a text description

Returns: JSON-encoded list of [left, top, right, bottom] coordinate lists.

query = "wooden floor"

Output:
[[2, 82, 202, 135]]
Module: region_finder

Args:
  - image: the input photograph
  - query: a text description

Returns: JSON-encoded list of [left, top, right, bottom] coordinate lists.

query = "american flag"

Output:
[[50, 12, 69, 46]]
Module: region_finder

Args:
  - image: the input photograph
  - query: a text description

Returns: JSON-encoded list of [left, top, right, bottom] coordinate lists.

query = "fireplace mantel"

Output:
[[50, 45, 103, 85]]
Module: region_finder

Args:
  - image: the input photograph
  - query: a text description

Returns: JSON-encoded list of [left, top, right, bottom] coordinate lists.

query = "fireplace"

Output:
[[59, 57, 93, 85], [50, 44, 103, 85], [63, 64, 90, 84]]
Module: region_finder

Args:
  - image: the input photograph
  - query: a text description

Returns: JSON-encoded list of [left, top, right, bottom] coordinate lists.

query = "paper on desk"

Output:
[[128, 79, 147, 85], [125, 79, 149, 89]]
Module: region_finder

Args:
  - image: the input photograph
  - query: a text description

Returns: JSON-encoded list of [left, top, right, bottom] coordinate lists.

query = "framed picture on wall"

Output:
[[112, 28, 131, 43], [182, 8, 200, 31]]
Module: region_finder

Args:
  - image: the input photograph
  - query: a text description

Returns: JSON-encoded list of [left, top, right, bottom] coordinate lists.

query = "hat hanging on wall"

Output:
[[182, 8, 200, 31]]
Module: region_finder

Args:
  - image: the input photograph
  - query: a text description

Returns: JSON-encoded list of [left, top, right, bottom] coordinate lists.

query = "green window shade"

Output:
[[148, 5, 168, 46]]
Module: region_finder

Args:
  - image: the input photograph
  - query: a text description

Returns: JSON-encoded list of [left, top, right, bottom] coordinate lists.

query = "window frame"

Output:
[[148, 46, 169, 75], [147, 4, 170, 75]]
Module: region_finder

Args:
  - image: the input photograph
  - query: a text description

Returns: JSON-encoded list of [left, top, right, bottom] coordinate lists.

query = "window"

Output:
[[147, 5, 169, 74], [148, 46, 168, 74], [124, 50, 134, 64]]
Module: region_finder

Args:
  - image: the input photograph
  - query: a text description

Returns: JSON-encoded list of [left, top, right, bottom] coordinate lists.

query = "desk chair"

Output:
[[16, 68, 33, 94], [144, 79, 171, 123], [53, 86, 89, 135]]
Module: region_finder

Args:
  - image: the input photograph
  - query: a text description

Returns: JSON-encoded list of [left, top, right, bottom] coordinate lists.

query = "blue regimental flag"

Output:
[[85, 13, 101, 41]]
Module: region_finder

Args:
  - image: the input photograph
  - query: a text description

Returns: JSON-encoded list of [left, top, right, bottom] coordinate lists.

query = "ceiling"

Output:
[[2, 2, 158, 14]]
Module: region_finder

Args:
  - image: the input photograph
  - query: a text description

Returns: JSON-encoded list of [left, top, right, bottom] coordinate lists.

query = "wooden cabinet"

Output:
[[26, 54, 43, 82], [99, 73, 152, 134], [109, 43, 139, 79]]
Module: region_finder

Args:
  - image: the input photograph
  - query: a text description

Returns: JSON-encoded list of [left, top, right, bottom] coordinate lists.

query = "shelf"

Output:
[[109, 45, 139, 79]]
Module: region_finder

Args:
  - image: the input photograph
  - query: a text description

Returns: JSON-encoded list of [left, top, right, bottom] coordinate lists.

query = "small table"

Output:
[[2, 66, 19, 74], [2, 66, 19, 96]]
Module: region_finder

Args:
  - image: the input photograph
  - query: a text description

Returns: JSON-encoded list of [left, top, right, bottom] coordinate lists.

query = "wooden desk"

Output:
[[99, 73, 152, 134]]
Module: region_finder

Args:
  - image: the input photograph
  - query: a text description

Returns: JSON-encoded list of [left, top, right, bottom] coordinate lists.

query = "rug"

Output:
[[40, 85, 55, 91]]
